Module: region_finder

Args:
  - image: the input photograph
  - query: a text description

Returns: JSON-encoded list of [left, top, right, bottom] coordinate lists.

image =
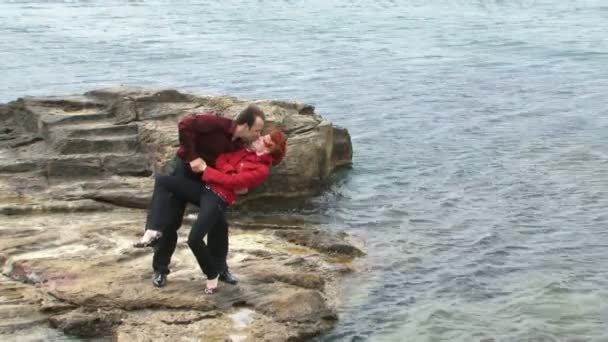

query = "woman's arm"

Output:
[[213, 152, 230, 171], [201, 163, 270, 190]]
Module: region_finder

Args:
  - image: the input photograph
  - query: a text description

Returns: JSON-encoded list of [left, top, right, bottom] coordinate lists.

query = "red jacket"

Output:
[[202, 149, 273, 205], [176, 114, 244, 166]]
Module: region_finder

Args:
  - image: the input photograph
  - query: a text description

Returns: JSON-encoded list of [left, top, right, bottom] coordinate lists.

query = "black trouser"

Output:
[[146, 156, 229, 276]]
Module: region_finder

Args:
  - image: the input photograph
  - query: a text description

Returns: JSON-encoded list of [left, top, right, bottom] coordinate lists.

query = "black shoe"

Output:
[[218, 269, 238, 285], [152, 272, 167, 288]]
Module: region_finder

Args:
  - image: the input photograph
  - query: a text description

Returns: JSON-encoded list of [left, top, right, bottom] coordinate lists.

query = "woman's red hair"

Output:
[[267, 128, 287, 165]]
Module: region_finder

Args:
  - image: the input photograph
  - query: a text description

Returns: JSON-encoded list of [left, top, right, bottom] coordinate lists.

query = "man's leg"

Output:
[[151, 172, 211, 278], [148, 180, 185, 285], [148, 157, 191, 285], [152, 228, 178, 274]]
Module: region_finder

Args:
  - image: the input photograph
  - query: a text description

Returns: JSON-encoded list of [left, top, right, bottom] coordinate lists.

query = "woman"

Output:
[[135, 128, 287, 294]]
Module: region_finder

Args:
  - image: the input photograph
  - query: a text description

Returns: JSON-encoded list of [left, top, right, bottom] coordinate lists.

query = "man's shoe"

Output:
[[218, 269, 238, 285], [153, 272, 167, 288]]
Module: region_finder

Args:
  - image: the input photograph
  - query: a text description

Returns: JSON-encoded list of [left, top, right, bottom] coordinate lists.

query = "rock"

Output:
[[274, 229, 365, 257], [138, 119, 180, 174], [86, 87, 194, 104], [110, 97, 138, 124], [0, 199, 114, 216], [53, 136, 139, 155], [158, 311, 220, 325], [332, 126, 353, 168], [63, 177, 153, 208], [0, 87, 361, 341], [0, 160, 42, 173], [250, 271, 325, 290], [254, 288, 336, 323], [113, 309, 236, 341], [0, 276, 58, 338], [0, 211, 363, 340], [46, 156, 103, 178], [0, 99, 40, 133], [0, 133, 42, 149], [48, 308, 124, 338], [102, 154, 152, 177], [1, 87, 352, 199], [86, 190, 151, 209], [241, 249, 274, 258], [39, 301, 77, 314]]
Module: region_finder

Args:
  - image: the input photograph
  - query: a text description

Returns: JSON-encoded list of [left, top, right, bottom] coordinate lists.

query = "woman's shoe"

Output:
[[133, 230, 162, 248], [204, 275, 220, 295], [203, 286, 218, 295]]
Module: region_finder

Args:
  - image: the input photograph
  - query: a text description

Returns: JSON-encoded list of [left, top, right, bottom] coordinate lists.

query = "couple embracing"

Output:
[[134, 105, 287, 295]]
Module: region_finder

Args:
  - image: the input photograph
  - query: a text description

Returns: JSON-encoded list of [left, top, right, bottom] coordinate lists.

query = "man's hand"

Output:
[[189, 158, 207, 173]]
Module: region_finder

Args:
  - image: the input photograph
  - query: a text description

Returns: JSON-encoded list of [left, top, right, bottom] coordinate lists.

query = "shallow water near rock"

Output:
[[2, 0, 608, 341]]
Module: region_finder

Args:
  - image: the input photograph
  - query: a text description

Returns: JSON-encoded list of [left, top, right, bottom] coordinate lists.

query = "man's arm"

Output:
[[202, 164, 270, 190], [200, 154, 246, 193]]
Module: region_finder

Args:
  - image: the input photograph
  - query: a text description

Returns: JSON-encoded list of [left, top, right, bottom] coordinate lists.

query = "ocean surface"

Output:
[[2, 0, 608, 341]]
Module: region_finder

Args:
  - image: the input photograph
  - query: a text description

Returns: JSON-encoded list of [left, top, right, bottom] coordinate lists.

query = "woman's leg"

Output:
[[208, 215, 229, 272], [187, 190, 226, 281]]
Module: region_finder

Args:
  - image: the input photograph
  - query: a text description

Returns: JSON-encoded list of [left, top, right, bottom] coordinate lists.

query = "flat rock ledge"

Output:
[[0, 88, 362, 341], [1, 208, 363, 341]]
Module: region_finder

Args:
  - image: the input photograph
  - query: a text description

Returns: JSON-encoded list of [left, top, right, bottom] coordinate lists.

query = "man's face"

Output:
[[244, 117, 264, 142]]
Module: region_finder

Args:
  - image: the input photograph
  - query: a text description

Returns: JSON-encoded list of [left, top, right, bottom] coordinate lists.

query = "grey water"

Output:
[[2, 0, 608, 341]]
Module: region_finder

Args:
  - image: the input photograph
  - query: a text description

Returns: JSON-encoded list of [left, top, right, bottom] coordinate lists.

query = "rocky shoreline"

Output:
[[0, 88, 362, 341]]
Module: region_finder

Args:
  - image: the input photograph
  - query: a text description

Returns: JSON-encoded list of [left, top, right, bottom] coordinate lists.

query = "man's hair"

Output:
[[235, 104, 265, 127]]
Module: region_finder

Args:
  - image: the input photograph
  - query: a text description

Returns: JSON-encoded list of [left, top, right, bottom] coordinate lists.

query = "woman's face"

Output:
[[252, 134, 274, 154]]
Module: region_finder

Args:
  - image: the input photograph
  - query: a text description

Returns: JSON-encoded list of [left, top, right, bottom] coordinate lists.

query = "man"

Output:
[[143, 104, 265, 288]]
